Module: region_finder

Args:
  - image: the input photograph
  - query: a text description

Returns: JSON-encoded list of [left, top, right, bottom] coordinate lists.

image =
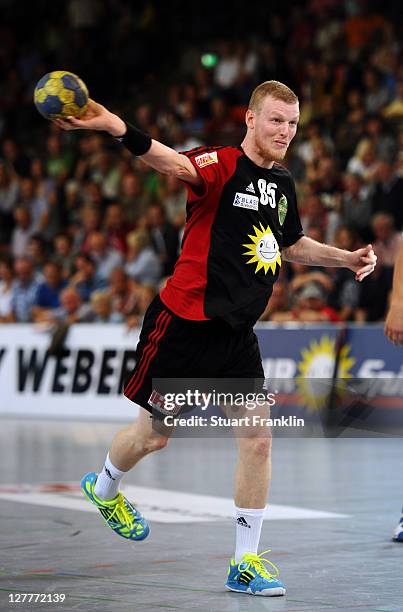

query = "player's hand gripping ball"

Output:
[[34, 71, 89, 120]]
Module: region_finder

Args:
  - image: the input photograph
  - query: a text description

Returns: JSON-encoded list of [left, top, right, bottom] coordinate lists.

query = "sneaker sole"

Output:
[[225, 585, 286, 597]]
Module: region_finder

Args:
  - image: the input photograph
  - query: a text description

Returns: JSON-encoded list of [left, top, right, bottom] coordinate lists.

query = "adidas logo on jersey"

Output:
[[246, 183, 255, 194]]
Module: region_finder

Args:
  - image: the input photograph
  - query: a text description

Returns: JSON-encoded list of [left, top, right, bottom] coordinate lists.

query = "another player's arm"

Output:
[[53, 100, 202, 187], [282, 236, 377, 282], [385, 242, 403, 344]]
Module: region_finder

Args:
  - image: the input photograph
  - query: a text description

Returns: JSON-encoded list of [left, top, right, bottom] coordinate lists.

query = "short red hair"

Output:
[[249, 80, 298, 111]]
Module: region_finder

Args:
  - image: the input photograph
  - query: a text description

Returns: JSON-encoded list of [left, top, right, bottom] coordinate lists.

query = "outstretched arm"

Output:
[[53, 100, 202, 187], [385, 242, 403, 345], [282, 236, 377, 282]]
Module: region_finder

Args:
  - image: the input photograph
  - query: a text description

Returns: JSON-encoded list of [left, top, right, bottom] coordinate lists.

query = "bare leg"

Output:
[[233, 404, 272, 508], [235, 434, 271, 508], [109, 407, 172, 472]]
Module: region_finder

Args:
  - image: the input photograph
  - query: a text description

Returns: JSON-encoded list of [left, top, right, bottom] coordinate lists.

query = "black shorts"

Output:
[[123, 295, 264, 413]]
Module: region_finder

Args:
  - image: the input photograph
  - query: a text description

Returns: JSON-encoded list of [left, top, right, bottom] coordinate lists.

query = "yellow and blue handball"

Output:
[[33, 71, 88, 119]]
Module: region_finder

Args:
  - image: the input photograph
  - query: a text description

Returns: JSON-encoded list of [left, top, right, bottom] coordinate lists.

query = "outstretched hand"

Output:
[[52, 99, 126, 136], [348, 244, 377, 282]]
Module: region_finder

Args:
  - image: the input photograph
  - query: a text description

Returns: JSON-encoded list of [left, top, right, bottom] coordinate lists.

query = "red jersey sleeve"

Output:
[[179, 146, 240, 203]]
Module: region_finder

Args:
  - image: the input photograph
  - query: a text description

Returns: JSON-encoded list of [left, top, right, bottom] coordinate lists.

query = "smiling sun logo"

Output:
[[242, 223, 281, 274], [296, 336, 355, 412]]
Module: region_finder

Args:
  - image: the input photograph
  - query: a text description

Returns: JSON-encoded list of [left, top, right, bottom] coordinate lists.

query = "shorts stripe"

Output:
[[125, 310, 172, 399], [124, 310, 168, 396], [127, 311, 172, 400], [124, 310, 169, 397]]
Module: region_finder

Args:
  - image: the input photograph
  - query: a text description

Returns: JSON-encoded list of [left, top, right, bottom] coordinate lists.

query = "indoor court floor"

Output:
[[0, 418, 402, 611]]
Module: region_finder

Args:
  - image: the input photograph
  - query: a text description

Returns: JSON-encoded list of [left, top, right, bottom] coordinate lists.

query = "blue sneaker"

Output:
[[225, 549, 286, 596], [393, 513, 403, 542], [81, 472, 150, 541]]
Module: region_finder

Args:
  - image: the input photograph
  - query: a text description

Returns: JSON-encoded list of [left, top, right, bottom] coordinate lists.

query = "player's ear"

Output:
[[245, 109, 255, 130]]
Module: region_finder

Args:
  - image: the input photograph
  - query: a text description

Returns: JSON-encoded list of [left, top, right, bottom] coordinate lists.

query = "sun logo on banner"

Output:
[[296, 335, 355, 412], [242, 222, 281, 274]]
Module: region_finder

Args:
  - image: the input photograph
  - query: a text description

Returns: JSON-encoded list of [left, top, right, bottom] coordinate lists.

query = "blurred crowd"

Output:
[[1, 0, 403, 327]]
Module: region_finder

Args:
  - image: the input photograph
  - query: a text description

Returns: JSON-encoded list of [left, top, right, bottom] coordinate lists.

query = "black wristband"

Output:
[[117, 122, 152, 156]]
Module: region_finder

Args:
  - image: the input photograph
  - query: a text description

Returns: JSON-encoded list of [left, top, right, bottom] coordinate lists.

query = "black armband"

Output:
[[116, 122, 152, 156]]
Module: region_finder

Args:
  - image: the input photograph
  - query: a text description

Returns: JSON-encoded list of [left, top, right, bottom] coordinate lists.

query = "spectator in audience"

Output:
[[9, 257, 40, 322], [214, 41, 241, 92], [355, 262, 391, 322], [63, 180, 82, 229], [30, 157, 55, 200], [47, 286, 93, 324], [327, 225, 362, 321], [107, 267, 139, 318], [383, 79, 403, 120], [146, 203, 179, 275], [52, 233, 76, 279], [371, 161, 403, 230], [125, 229, 162, 287], [300, 193, 340, 245], [126, 285, 157, 329], [2, 139, 31, 177], [89, 290, 124, 323], [206, 97, 240, 145], [119, 172, 150, 224], [180, 100, 206, 139], [363, 67, 390, 114], [82, 180, 107, 209], [372, 212, 402, 267], [0, 257, 16, 323], [32, 261, 68, 322], [171, 125, 204, 152], [30, 158, 61, 241], [103, 203, 131, 255], [0, 159, 19, 218], [347, 139, 378, 183], [371, 213, 401, 293], [73, 206, 102, 253], [11, 207, 35, 258], [297, 121, 333, 165], [90, 151, 121, 200], [87, 231, 123, 282], [27, 235, 49, 277], [45, 133, 73, 182], [364, 115, 397, 162], [342, 89, 365, 148], [0, 161, 19, 252], [293, 283, 341, 323], [70, 253, 107, 302], [136, 285, 157, 315], [311, 156, 343, 209], [158, 175, 187, 229], [340, 173, 372, 242]]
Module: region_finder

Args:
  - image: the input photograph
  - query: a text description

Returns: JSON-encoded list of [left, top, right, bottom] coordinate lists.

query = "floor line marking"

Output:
[[0, 483, 349, 523]]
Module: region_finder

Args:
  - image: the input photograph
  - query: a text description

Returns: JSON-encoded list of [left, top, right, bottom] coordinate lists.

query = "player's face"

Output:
[[252, 96, 299, 162]]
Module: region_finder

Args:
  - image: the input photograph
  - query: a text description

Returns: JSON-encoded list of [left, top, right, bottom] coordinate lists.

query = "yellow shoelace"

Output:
[[241, 549, 280, 581], [107, 494, 135, 529]]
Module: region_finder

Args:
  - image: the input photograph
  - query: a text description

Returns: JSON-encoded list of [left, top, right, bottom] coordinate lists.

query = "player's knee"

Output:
[[241, 435, 272, 459]]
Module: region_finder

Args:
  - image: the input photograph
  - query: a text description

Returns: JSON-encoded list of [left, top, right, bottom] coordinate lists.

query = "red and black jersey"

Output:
[[160, 145, 304, 328]]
